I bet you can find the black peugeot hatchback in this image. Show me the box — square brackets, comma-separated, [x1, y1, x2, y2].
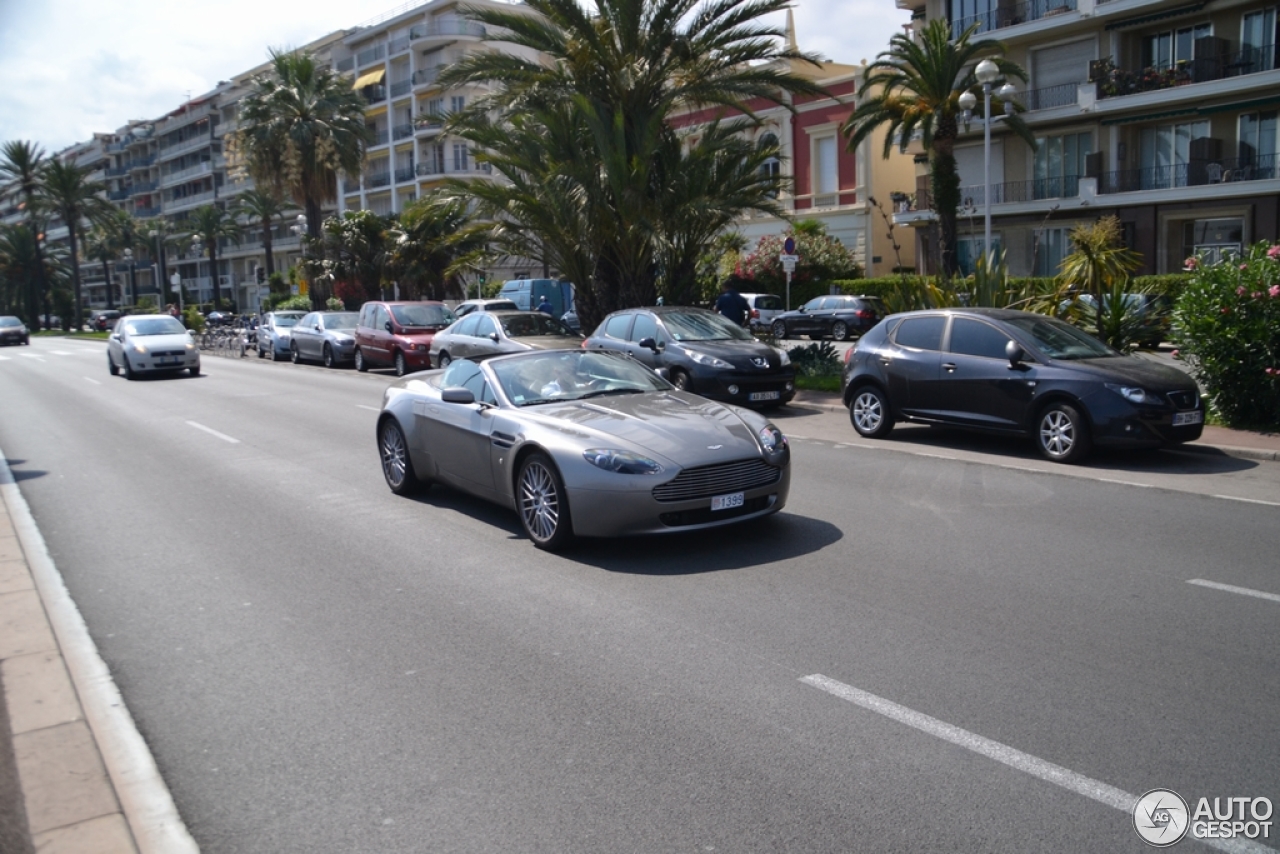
[840, 308, 1203, 463]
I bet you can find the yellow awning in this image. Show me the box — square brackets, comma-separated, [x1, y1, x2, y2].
[352, 68, 385, 89]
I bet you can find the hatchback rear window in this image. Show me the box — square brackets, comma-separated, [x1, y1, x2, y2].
[753, 296, 783, 311]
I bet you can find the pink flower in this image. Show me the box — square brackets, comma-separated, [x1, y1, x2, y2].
[1269, 245, 1280, 260]
[1271, 285, 1280, 298]
[1184, 257, 1199, 270]
[1240, 263, 1250, 271]
[1221, 307, 1231, 314]
[1254, 291, 1264, 299]
[1171, 349, 1180, 359]
[1237, 286, 1247, 295]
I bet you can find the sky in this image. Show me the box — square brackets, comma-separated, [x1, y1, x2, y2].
[0, 0, 910, 155]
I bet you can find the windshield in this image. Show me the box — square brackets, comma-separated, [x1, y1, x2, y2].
[490, 350, 670, 406]
[0, 317, 21, 328]
[661, 310, 753, 342]
[392, 304, 455, 327]
[124, 316, 187, 336]
[1002, 314, 1117, 360]
[273, 313, 304, 328]
[500, 313, 576, 338]
[323, 313, 359, 330]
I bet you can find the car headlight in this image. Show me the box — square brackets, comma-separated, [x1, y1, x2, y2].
[582, 449, 664, 475]
[774, 347, 791, 367]
[185, 342, 196, 351]
[132, 344, 148, 354]
[685, 350, 732, 369]
[1105, 383, 1156, 404]
[758, 424, 787, 453]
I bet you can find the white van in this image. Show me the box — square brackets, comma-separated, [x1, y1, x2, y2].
[498, 279, 575, 316]
[740, 293, 785, 333]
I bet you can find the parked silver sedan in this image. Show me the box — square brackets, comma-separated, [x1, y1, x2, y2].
[290, 311, 359, 367]
[376, 349, 791, 550]
[430, 310, 582, 367]
[257, 310, 308, 360]
[107, 314, 200, 378]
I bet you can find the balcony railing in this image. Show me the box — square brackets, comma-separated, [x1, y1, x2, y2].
[105, 166, 128, 178]
[414, 116, 445, 133]
[366, 172, 392, 188]
[410, 20, 486, 40]
[389, 36, 411, 55]
[159, 135, 213, 160]
[395, 167, 416, 183]
[165, 188, 217, 209]
[127, 154, 157, 170]
[416, 161, 492, 177]
[1100, 155, 1278, 193]
[109, 189, 130, 201]
[364, 86, 387, 105]
[960, 175, 1080, 206]
[390, 78, 412, 98]
[370, 129, 390, 146]
[1094, 46, 1278, 99]
[336, 57, 355, 72]
[161, 161, 214, 187]
[134, 206, 162, 218]
[357, 44, 387, 66]
[130, 181, 159, 195]
[412, 65, 447, 87]
[1023, 82, 1079, 111]
[392, 124, 414, 140]
[950, 0, 1076, 36]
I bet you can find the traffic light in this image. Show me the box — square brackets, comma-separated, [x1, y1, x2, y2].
[478, 271, 487, 285]
[256, 266, 266, 284]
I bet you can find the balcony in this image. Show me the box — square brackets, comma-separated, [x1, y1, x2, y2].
[127, 154, 157, 170]
[366, 172, 392, 188]
[336, 57, 355, 72]
[390, 78, 412, 98]
[1099, 155, 1278, 193]
[392, 124, 414, 141]
[415, 161, 492, 177]
[389, 36, 411, 55]
[134, 206, 162, 218]
[165, 188, 217, 211]
[1093, 46, 1278, 100]
[370, 129, 390, 147]
[960, 176, 1080, 206]
[109, 189, 130, 202]
[1023, 82, 1079, 111]
[414, 116, 445, 134]
[357, 44, 387, 66]
[130, 181, 159, 195]
[950, 0, 1076, 36]
[159, 135, 214, 161]
[161, 161, 214, 188]
[105, 166, 128, 178]
[410, 19, 486, 40]
[161, 103, 215, 132]
[412, 65, 445, 87]
[364, 86, 387, 105]
[395, 167, 415, 183]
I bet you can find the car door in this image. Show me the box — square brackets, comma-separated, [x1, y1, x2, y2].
[624, 312, 662, 368]
[794, 298, 825, 336]
[938, 316, 1037, 430]
[418, 361, 497, 493]
[467, 314, 502, 358]
[293, 313, 318, 358]
[885, 314, 947, 418]
[444, 314, 480, 359]
[587, 313, 634, 354]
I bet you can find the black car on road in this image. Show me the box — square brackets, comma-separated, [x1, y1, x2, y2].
[585, 306, 795, 407]
[771, 294, 886, 341]
[841, 308, 1203, 463]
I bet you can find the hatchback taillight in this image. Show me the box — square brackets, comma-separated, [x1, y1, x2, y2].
[844, 346, 856, 365]
[856, 309, 874, 319]
[751, 308, 759, 318]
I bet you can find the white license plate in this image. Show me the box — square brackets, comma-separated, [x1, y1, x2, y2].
[749, 390, 780, 402]
[711, 492, 745, 512]
[1172, 410, 1203, 426]
[158, 357, 181, 366]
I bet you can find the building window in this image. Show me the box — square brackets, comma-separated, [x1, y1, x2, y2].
[1241, 10, 1278, 73]
[452, 143, 468, 171]
[1183, 217, 1243, 264]
[954, 234, 1002, 276]
[450, 95, 466, 114]
[813, 135, 838, 207]
[950, 0, 996, 36]
[1034, 226, 1070, 277]
[1139, 120, 1209, 189]
[757, 132, 780, 179]
[1143, 23, 1211, 70]
[1034, 132, 1091, 199]
[1238, 110, 1278, 178]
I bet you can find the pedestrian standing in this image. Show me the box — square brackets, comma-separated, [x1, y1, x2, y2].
[714, 281, 750, 327]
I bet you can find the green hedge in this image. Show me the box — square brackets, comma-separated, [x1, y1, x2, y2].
[805, 273, 1194, 303]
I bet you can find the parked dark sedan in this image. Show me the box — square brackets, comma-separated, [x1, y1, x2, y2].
[585, 306, 795, 407]
[771, 295, 886, 341]
[0, 316, 29, 345]
[290, 311, 359, 367]
[841, 308, 1204, 463]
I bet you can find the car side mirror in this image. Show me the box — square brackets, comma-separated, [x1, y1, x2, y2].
[488, 332, 500, 342]
[638, 337, 664, 353]
[384, 321, 393, 333]
[441, 387, 475, 404]
[1006, 340, 1026, 366]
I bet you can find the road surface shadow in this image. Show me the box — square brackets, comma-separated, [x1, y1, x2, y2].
[1, 459, 45, 483]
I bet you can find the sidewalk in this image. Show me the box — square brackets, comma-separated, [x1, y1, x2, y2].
[0, 456, 198, 854]
[790, 390, 1280, 462]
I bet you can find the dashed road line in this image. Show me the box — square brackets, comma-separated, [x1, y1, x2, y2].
[1187, 579, 1280, 605]
[186, 421, 240, 444]
[801, 674, 1274, 854]
[83, 377, 101, 386]
[356, 404, 380, 412]
[1210, 494, 1280, 507]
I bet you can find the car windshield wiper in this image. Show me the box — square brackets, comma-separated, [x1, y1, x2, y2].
[519, 398, 561, 406]
[579, 388, 645, 399]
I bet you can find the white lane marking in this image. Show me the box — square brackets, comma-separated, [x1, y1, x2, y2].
[18, 353, 44, 361]
[1211, 494, 1280, 508]
[801, 674, 1274, 854]
[83, 377, 101, 386]
[1187, 579, 1280, 604]
[356, 404, 380, 412]
[1096, 478, 1153, 488]
[53, 350, 75, 356]
[185, 421, 240, 444]
[0, 355, 9, 361]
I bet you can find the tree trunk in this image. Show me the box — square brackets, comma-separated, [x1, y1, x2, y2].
[24, 207, 46, 332]
[261, 219, 275, 277]
[101, 258, 112, 316]
[209, 240, 222, 309]
[930, 137, 962, 281]
[67, 224, 83, 332]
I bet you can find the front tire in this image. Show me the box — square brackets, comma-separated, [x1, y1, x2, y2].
[771, 320, 787, 340]
[189, 364, 200, 377]
[669, 369, 691, 392]
[354, 348, 368, 372]
[1036, 402, 1091, 464]
[108, 353, 119, 376]
[323, 343, 336, 368]
[123, 355, 136, 381]
[394, 351, 407, 377]
[832, 321, 850, 342]
[517, 453, 573, 551]
[436, 351, 452, 369]
[379, 419, 425, 495]
[290, 342, 301, 364]
[849, 385, 894, 438]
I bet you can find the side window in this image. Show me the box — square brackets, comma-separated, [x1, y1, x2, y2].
[453, 314, 480, 337]
[803, 298, 823, 311]
[374, 305, 390, 329]
[630, 313, 657, 342]
[299, 313, 315, 328]
[442, 359, 481, 388]
[474, 315, 498, 338]
[949, 317, 1012, 359]
[893, 316, 946, 351]
[359, 306, 372, 327]
[604, 313, 633, 340]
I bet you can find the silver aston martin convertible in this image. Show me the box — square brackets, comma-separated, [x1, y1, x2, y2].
[375, 349, 791, 550]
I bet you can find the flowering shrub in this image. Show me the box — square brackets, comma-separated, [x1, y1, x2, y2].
[735, 229, 861, 296]
[1093, 56, 1191, 98]
[1173, 242, 1280, 428]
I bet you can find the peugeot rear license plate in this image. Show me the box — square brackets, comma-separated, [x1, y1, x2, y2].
[1172, 411, 1203, 426]
[749, 390, 780, 402]
[711, 492, 744, 511]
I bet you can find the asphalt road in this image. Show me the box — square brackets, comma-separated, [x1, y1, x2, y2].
[1, 338, 1277, 853]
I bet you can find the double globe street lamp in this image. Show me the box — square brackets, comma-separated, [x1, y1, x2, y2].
[958, 58, 1018, 268]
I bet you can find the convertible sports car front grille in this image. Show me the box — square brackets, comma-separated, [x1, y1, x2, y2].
[652, 458, 781, 503]
[1166, 390, 1198, 410]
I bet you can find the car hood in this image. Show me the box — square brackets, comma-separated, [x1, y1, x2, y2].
[678, 339, 786, 370]
[1047, 355, 1196, 391]
[132, 333, 194, 349]
[520, 391, 765, 467]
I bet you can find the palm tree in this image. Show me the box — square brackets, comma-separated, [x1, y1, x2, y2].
[0, 224, 68, 323]
[236, 188, 287, 279]
[188, 204, 241, 309]
[106, 211, 150, 307]
[841, 19, 1032, 277]
[40, 160, 114, 331]
[388, 194, 488, 300]
[83, 225, 123, 310]
[439, 0, 831, 331]
[1057, 215, 1143, 347]
[234, 50, 370, 240]
[312, 210, 393, 306]
[0, 141, 49, 329]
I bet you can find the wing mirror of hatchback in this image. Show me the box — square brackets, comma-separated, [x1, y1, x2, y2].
[384, 321, 394, 333]
[1005, 340, 1027, 366]
[638, 337, 665, 353]
[441, 387, 476, 404]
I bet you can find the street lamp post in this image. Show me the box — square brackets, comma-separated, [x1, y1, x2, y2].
[123, 248, 138, 307]
[291, 214, 309, 306]
[191, 235, 205, 309]
[150, 229, 169, 311]
[959, 59, 1018, 268]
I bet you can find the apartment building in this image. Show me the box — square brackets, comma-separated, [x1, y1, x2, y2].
[896, 0, 1280, 275]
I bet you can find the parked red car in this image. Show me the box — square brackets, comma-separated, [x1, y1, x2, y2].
[354, 301, 457, 376]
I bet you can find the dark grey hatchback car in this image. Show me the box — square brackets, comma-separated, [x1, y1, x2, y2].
[841, 308, 1204, 463]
